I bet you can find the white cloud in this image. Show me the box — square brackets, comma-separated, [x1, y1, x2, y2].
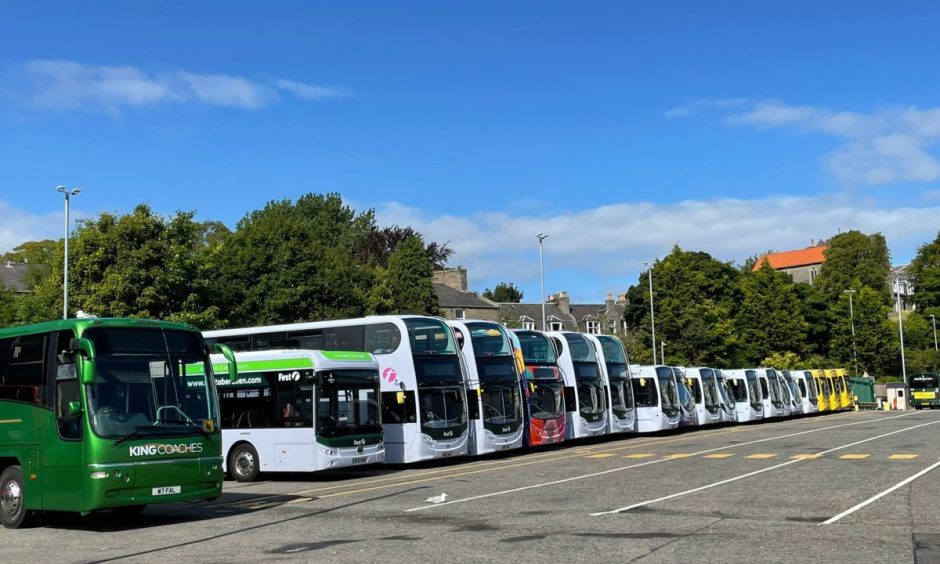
[675, 98, 940, 186]
[11, 60, 351, 114]
[0, 200, 70, 254]
[375, 194, 940, 301]
[275, 79, 352, 100]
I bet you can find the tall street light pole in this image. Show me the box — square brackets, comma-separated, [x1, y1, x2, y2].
[844, 289, 859, 378]
[56, 186, 82, 319]
[537, 233, 548, 331]
[895, 274, 907, 382]
[931, 314, 938, 352]
[646, 262, 657, 365]
[660, 340, 665, 365]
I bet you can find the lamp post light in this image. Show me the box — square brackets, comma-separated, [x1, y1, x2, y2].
[895, 274, 907, 381]
[931, 314, 938, 352]
[646, 262, 657, 365]
[56, 186, 81, 319]
[537, 233, 548, 331]
[843, 289, 859, 378]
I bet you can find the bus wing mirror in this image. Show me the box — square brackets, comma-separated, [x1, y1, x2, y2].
[67, 401, 82, 417]
[212, 343, 238, 382]
[70, 338, 97, 386]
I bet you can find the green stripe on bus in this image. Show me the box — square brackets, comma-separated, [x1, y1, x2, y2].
[187, 357, 316, 375]
[320, 351, 373, 362]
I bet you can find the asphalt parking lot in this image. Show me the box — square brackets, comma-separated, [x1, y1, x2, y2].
[5, 410, 940, 563]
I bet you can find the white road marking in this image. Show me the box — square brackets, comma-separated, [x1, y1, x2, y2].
[404, 412, 920, 513]
[819, 460, 940, 525]
[591, 416, 940, 516]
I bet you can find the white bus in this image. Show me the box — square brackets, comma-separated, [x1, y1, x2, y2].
[547, 331, 609, 438]
[204, 316, 469, 464]
[671, 367, 699, 428]
[449, 321, 525, 455]
[587, 335, 635, 434]
[757, 368, 787, 419]
[684, 367, 723, 426]
[780, 370, 804, 416]
[713, 369, 738, 423]
[209, 349, 384, 481]
[631, 365, 681, 433]
[725, 369, 763, 422]
[788, 369, 819, 415]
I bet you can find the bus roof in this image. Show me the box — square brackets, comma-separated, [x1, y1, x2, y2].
[202, 315, 440, 338]
[208, 349, 378, 375]
[0, 317, 199, 340]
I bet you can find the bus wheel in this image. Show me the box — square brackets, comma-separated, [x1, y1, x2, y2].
[0, 466, 33, 529]
[229, 444, 260, 482]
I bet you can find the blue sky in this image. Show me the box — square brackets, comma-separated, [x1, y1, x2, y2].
[2, 1, 940, 303]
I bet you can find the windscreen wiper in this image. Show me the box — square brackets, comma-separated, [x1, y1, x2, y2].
[112, 425, 160, 446]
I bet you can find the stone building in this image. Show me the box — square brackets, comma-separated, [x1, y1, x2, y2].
[0, 262, 36, 294]
[432, 267, 500, 321]
[753, 244, 827, 285]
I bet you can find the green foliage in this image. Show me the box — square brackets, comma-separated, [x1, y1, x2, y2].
[905, 348, 940, 373]
[761, 351, 802, 369]
[217, 193, 375, 326]
[737, 262, 808, 364]
[19, 205, 222, 327]
[483, 282, 524, 303]
[359, 225, 453, 269]
[386, 236, 439, 315]
[815, 231, 892, 304]
[829, 285, 898, 376]
[911, 231, 940, 311]
[1, 239, 58, 266]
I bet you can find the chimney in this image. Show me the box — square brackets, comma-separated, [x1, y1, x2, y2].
[556, 291, 570, 315]
[605, 293, 615, 311]
[617, 293, 627, 305]
[431, 267, 468, 292]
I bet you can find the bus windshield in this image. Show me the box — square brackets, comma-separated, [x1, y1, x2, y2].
[633, 376, 658, 407]
[745, 371, 762, 408]
[317, 370, 381, 438]
[516, 331, 557, 364]
[655, 367, 679, 415]
[405, 318, 457, 356]
[676, 376, 695, 412]
[564, 334, 597, 363]
[607, 364, 634, 417]
[419, 386, 467, 433]
[528, 379, 563, 420]
[598, 336, 627, 364]
[909, 373, 939, 388]
[467, 324, 511, 356]
[84, 327, 218, 440]
[728, 378, 748, 403]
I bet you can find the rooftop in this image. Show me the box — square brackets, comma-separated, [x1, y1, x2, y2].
[754, 244, 827, 271]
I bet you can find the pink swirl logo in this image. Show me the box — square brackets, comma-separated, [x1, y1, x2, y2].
[382, 367, 398, 383]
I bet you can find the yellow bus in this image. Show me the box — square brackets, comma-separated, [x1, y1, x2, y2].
[814, 369, 832, 413]
[835, 368, 851, 410]
[824, 369, 841, 411]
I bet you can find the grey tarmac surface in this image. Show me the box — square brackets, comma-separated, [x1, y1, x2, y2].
[4, 410, 940, 563]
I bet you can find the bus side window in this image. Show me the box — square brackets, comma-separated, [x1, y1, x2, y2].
[55, 330, 81, 440]
[381, 391, 415, 424]
[0, 332, 48, 405]
[563, 386, 576, 412]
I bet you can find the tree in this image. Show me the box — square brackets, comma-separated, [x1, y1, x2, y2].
[216, 193, 376, 326]
[829, 285, 898, 376]
[911, 230, 940, 311]
[736, 262, 808, 365]
[815, 231, 892, 304]
[624, 246, 739, 366]
[360, 225, 453, 269]
[761, 351, 802, 369]
[1, 239, 58, 266]
[386, 236, 439, 315]
[483, 282, 524, 303]
[18, 205, 222, 327]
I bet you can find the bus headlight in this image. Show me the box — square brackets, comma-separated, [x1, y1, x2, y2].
[90, 471, 108, 479]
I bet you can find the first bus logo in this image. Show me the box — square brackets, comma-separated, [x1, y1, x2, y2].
[129, 443, 204, 457]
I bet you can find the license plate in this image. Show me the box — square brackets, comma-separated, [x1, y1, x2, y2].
[152, 486, 181, 496]
[913, 391, 936, 399]
[351, 457, 367, 464]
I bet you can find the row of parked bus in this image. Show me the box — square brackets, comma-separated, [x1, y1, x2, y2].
[201, 315, 854, 482]
[0, 314, 852, 527]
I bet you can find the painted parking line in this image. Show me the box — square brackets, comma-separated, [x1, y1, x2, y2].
[746, 453, 778, 459]
[591, 414, 938, 516]
[821, 460, 940, 525]
[888, 454, 919, 459]
[839, 454, 870, 460]
[585, 453, 617, 459]
[703, 454, 735, 459]
[791, 454, 821, 459]
[625, 453, 656, 459]
[665, 454, 694, 459]
[406, 412, 920, 513]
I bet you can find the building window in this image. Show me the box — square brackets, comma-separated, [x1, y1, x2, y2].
[586, 321, 600, 334]
[549, 321, 563, 331]
[521, 321, 535, 330]
[454, 309, 465, 319]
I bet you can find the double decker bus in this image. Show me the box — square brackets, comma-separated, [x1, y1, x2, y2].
[513, 330, 566, 446]
[547, 331, 608, 438]
[0, 318, 236, 529]
[204, 316, 469, 464]
[588, 335, 635, 433]
[449, 321, 524, 455]
[206, 349, 383, 482]
[908, 373, 940, 409]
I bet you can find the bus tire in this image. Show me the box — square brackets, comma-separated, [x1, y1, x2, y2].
[0, 465, 34, 529]
[229, 444, 260, 482]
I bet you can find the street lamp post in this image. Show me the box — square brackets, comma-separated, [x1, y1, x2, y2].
[660, 340, 665, 365]
[931, 314, 938, 352]
[537, 233, 548, 331]
[56, 186, 81, 319]
[844, 289, 859, 378]
[646, 262, 657, 365]
[895, 274, 907, 381]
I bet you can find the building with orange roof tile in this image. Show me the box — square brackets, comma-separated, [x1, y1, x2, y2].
[753, 243, 827, 285]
